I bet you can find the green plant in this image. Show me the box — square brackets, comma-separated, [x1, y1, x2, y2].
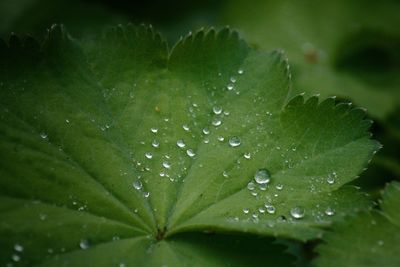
[1, 23, 395, 266]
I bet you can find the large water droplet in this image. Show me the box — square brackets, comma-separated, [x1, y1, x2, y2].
[254, 169, 271, 184]
[176, 139, 186, 148]
[290, 206, 305, 219]
[133, 180, 142, 190]
[229, 136, 241, 147]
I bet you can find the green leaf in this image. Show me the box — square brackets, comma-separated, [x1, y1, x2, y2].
[314, 181, 400, 267]
[0, 24, 378, 266]
[220, 0, 400, 119]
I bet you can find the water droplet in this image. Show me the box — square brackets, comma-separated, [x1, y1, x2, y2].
[254, 169, 271, 184]
[133, 180, 142, 190]
[276, 184, 283, 190]
[327, 172, 337, 184]
[65, 119, 70, 124]
[176, 139, 186, 148]
[325, 207, 335, 216]
[217, 135, 225, 142]
[151, 127, 158, 133]
[143, 192, 150, 198]
[243, 208, 249, 214]
[229, 136, 241, 147]
[162, 161, 171, 169]
[290, 206, 305, 219]
[203, 138, 210, 144]
[230, 76, 237, 83]
[183, 124, 190, 131]
[14, 244, 23, 252]
[226, 84, 234, 90]
[186, 149, 196, 157]
[265, 204, 276, 214]
[247, 182, 256, 191]
[238, 69, 244, 75]
[244, 152, 251, 159]
[152, 140, 160, 148]
[202, 127, 210, 135]
[213, 106, 222, 115]
[12, 254, 20, 262]
[79, 239, 89, 250]
[145, 152, 153, 159]
[212, 118, 222, 127]
[223, 171, 229, 178]
[40, 132, 48, 139]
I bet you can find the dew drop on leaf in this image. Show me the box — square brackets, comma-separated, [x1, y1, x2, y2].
[150, 127, 158, 134]
[152, 140, 160, 148]
[145, 152, 153, 159]
[39, 132, 48, 139]
[327, 172, 337, 184]
[244, 152, 251, 159]
[238, 68, 244, 75]
[254, 169, 271, 184]
[212, 106, 222, 115]
[12, 254, 21, 262]
[14, 244, 23, 252]
[290, 206, 305, 219]
[325, 207, 335, 216]
[182, 124, 190, 131]
[186, 149, 196, 157]
[229, 136, 241, 147]
[247, 182, 256, 190]
[176, 139, 186, 148]
[265, 204, 276, 214]
[202, 127, 210, 135]
[212, 118, 222, 127]
[162, 161, 171, 169]
[243, 208, 249, 214]
[79, 239, 89, 250]
[133, 180, 142, 190]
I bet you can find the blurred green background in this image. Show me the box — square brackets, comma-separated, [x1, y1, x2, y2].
[1, 0, 399, 197]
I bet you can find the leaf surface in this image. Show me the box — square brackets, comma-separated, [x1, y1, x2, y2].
[314, 181, 400, 267]
[0, 24, 378, 266]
